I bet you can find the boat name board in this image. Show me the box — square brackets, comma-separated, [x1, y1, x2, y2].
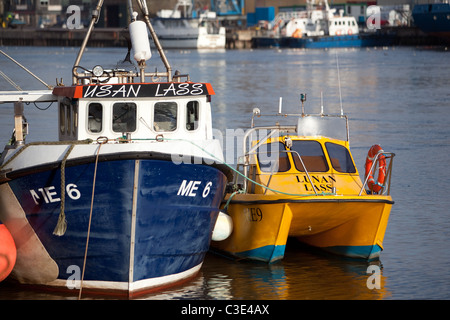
[79, 83, 213, 99]
[296, 174, 336, 192]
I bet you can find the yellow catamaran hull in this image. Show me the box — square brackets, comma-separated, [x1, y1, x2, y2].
[214, 193, 393, 262]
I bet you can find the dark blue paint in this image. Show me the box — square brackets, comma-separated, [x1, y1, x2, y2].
[8, 159, 227, 285]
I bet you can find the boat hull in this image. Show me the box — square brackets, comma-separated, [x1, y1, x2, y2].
[156, 35, 225, 49]
[251, 36, 288, 48]
[212, 202, 292, 263]
[0, 157, 227, 297]
[285, 34, 395, 49]
[412, 3, 450, 38]
[212, 194, 393, 262]
[156, 36, 199, 49]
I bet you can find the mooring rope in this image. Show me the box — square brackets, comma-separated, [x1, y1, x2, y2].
[78, 137, 107, 300]
[53, 144, 75, 236]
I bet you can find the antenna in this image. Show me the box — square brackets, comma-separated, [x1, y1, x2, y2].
[300, 93, 306, 116]
[336, 52, 343, 116]
[320, 91, 324, 115]
[278, 97, 283, 114]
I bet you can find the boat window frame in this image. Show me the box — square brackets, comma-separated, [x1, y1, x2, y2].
[325, 142, 357, 173]
[257, 141, 291, 173]
[59, 98, 76, 137]
[112, 102, 137, 133]
[290, 140, 329, 173]
[87, 102, 103, 134]
[59, 101, 65, 135]
[72, 100, 78, 136]
[153, 101, 178, 132]
[186, 100, 200, 131]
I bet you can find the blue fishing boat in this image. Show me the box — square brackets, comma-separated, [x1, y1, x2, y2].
[0, 0, 231, 298]
[286, 33, 394, 49]
[412, 2, 450, 38]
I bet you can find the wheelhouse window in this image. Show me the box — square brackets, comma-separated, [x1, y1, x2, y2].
[291, 140, 329, 172]
[113, 102, 137, 133]
[325, 142, 356, 173]
[88, 103, 103, 133]
[72, 102, 78, 136]
[154, 102, 177, 132]
[186, 101, 199, 131]
[59, 102, 65, 134]
[257, 142, 290, 173]
[59, 98, 77, 136]
[66, 102, 71, 135]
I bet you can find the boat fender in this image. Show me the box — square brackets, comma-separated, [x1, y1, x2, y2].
[129, 12, 152, 62]
[364, 144, 386, 193]
[0, 224, 16, 282]
[212, 211, 233, 241]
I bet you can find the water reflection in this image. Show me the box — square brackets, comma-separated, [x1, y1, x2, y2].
[141, 242, 391, 300]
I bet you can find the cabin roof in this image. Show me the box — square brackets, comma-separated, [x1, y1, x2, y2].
[52, 82, 215, 99]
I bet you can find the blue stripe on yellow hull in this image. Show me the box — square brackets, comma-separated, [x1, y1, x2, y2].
[321, 244, 382, 261]
[213, 193, 392, 263]
[233, 244, 286, 263]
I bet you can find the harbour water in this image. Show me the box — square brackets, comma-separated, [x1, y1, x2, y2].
[1, 45, 450, 301]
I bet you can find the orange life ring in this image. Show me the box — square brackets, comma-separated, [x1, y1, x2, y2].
[364, 144, 386, 193]
[336, 29, 342, 36]
[348, 29, 353, 35]
[292, 28, 302, 38]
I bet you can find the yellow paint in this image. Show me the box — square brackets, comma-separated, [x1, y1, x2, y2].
[214, 202, 292, 261]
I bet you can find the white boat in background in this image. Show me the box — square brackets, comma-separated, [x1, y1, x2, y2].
[253, 0, 393, 49]
[151, 0, 226, 49]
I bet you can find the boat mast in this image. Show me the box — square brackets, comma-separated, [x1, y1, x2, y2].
[71, 0, 173, 84]
[135, 0, 173, 82]
[72, 0, 104, 85]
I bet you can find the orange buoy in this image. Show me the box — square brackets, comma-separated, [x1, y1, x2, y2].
[364, 144, 386, 193]
[0, 223, 16, 282]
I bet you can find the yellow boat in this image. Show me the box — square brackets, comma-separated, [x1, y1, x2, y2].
[212, 96, 395, 263]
